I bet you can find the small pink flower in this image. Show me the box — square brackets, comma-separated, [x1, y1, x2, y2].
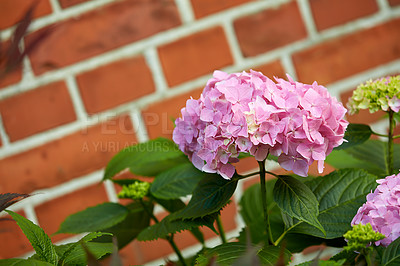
[352, 173, 400, 246]
[173, 70, 348, 179]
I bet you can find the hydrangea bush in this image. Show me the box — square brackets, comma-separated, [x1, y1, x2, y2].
[4, 73, 400, 266]
[352, 173, 400, 247]
[173, 70, 348, 178]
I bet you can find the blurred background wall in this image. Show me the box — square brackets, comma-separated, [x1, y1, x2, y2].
[0, 0, 400, 264]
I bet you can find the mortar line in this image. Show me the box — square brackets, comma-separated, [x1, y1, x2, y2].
[297, 0, 318, 40]
[222, 20, 244, 66]
[175, 0, 195, 24]
[144, 47, 169, 94]
[65, 75, 88, 121]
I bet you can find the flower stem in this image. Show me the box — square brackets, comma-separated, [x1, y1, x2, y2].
[258, 160, 274, 245]
[236, 171, 261, 179]
[216, 215, 227, 244]
[388, 110, 394, 175]
[139, 199, 187, 266]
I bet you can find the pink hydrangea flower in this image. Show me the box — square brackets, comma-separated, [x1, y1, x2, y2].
[173, 70, 348, 179]
[352, 173, 400, 246]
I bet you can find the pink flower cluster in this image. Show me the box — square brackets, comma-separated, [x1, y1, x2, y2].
[352, 173, 400, 246]
[173, 70, 348, 179]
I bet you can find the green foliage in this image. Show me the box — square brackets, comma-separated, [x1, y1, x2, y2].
[287, 169, 378, 239]
[382, 237, 400, 265]
[297, 259, 346, 266]
[92, 202, 152, 249]
[239, 179, 284, 243]
[5, 210, 58, 265]
[273, 175, 325, 235]
[175, 173, 238, 219]
[195, 243, 291, 266]
[103, 138, 187, 179]
[326, 140, 388, 176]
[57, 232, 111, 264]
[337, 123, 372, 150]
[54, 242, 113, 265]
[150, 163, 205, 199]
[137, 212, 217, 241]
[56, 202, 129, 234]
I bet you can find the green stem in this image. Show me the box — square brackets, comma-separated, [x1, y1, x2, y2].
[370, 130, 389, 138]
[388, 110, 394, 175]
[273, 223, 297, 246]
[139, 200, 187, 266]
[258, 159, 274, 245]
[363, 250, 372, 266]
[236, 171, 261, 179]
[216, 215, 227, 244]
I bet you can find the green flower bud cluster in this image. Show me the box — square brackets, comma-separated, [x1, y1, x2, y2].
[348, 75, 400, 114]
[344, 223, 385, 252]
[118, 181, 150, 200]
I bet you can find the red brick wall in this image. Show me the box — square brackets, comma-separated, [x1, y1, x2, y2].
[0, 0, 399, 264]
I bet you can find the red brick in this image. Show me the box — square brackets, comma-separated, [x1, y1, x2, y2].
[340, 89, 385, 124]
[0, 81, 76, 142]
[309, 0, 378, 31]
[0, 115, 137, 194]
[35, 184, 109, 242]
[234, 1, 307, 57]
[293, 18, 400, 85]
[389, 0, 400, 6]
[0, 0, 52, 30]
[251, 60, 287, 79]
[158, 27, 233, 87]
[0, 211, 32, 259]
[77, 56, 155, 114]
[191, 0, 253, 18]
[143, 88, 203, 139]
[0, 67, 22, 89]
[58, 0, 89, 9]
[27, 0, 181, 75]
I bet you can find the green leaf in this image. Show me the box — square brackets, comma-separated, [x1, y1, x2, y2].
[326, 140, 387, 177]
[175, 174, 238, 219]
[330, 250, 358, 265]
[5, 210, 58, 264]
[137, 212, 216, 241]
[196, 243, 291, 266]
[297, 259, 346, 266]
[290, 169, 378, 239]
[150, 197, 186, 213]
[103, 138, 187, 179]
[257, 245, 292, 265]
[0, 259, 53, 266]
[58, 232, 111, 263]
[336, 123, 372, 150]
[273, 175, 325, 235]
[239, 180, 284, 243]
[55, 242, 113, 265]
[382, 236, 400, 265]
[56, 202, 129, 234]
[93, 202, 152, 248]
[150, 163, 205, 199]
